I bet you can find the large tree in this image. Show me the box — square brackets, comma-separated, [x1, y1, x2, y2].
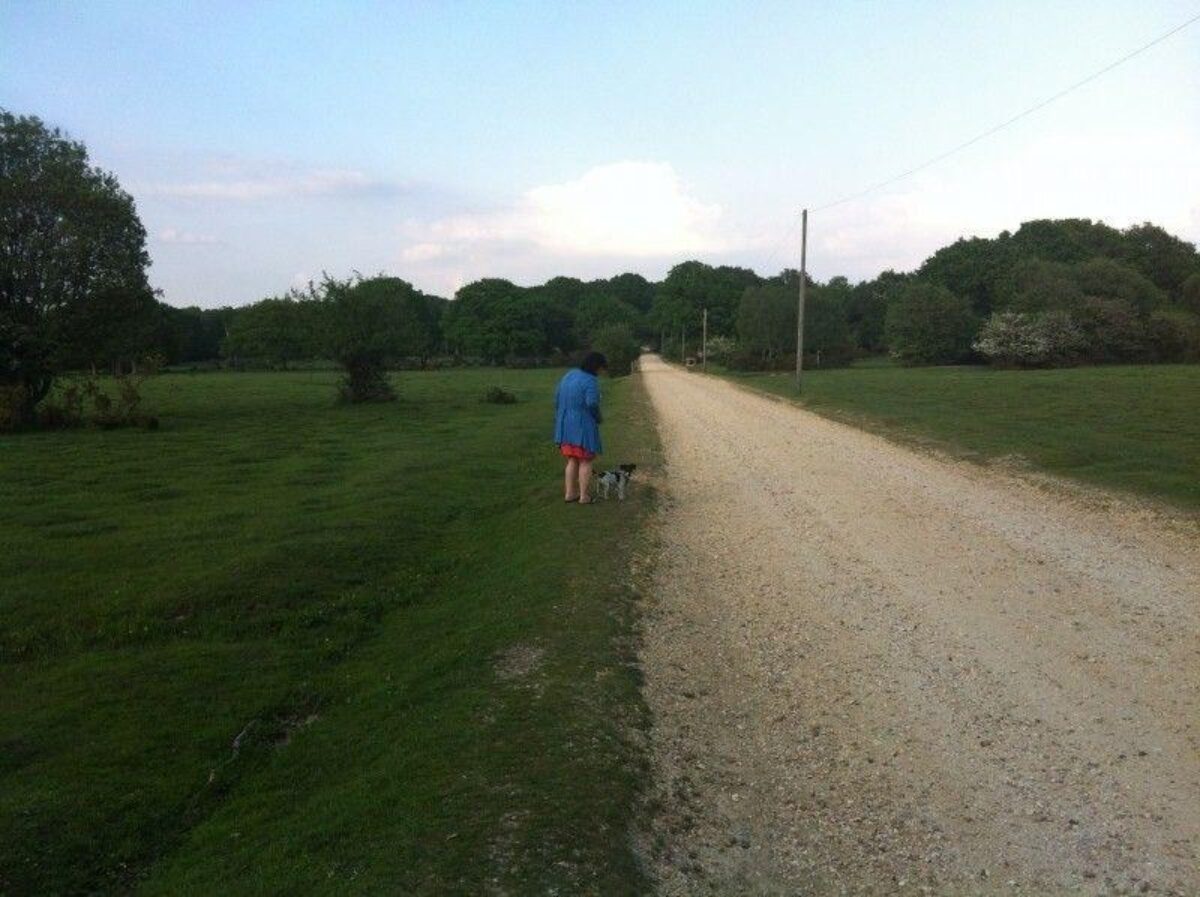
[1, 111, 151, 425]
[322, 275, 433, 402]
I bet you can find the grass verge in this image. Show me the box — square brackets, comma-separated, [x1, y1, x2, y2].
[713, 362, 1200, 509]
[1, 367, 659, 894]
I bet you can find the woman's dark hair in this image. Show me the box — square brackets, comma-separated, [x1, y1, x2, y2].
[580, 352, 608, 375]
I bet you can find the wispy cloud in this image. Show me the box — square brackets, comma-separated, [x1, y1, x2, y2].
[156, 227, 223, 245]
[144, 168, 403, 201]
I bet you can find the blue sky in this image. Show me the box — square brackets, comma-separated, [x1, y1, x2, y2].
[4, 1, 1198, 306]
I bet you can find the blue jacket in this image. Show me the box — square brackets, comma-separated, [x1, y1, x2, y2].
[553, 368, 602, 454]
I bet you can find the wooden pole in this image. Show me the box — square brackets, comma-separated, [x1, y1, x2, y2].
[680, 325, 685, 364]
[795, 208, 808, 391]
[702, 307, 708, 373]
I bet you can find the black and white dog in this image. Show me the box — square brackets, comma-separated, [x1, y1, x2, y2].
[596, 464, 637, 501]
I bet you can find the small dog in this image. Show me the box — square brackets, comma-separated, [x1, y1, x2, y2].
[596, 464, 637, 501]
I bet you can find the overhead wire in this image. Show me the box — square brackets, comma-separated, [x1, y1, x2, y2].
[809, 10, 1200, 214]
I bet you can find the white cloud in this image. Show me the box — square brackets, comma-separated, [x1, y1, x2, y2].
[420, 161, 726, 258]
[146, 168, 398, 201]
[400, 242, 446, 262]
[157, 227, 222, 245]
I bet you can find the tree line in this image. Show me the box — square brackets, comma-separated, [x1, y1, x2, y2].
[182, 217, 1199, 374]
[6, 108, 1200, 427]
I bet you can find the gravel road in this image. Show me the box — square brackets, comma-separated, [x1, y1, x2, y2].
[636, 355, 1199, 896]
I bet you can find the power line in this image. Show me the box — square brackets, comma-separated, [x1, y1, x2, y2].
[809, 10, 1200, 214]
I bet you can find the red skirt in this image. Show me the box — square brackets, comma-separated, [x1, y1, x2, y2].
[559, 443, 596, 461]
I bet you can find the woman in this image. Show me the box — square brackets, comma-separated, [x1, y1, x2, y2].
[554, 352, 607, 503]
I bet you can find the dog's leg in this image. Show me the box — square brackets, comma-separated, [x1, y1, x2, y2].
[618, 478, 626, 501]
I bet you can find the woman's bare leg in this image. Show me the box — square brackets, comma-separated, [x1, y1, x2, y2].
[564, 458, 580, 500]
[577, 458, 594, 503]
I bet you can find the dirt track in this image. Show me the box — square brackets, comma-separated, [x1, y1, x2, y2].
[636, 355, 1199, 896]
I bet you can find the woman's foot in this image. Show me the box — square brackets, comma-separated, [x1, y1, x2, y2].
[565, 495, 579, 502]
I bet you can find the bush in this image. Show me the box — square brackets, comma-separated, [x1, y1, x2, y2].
[482, 386, 518, 404]
[704, 335, 738, 365]
[1072, 297, 1147, 363]
[884, 282, 978, 365]
[726, 351, 796, 372]
[337, 362, 394, 404]
[973, 310, 1084, 367]
[1147, 308, 1200, 363]
[591, 324, 639, 377]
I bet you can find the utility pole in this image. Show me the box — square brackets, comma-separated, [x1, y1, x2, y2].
[702, 308, 708, 373]
[680, 325, 686, 365]
[795, 208, 808, 391]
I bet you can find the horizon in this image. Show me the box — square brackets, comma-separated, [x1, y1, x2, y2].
[4, 0, 1198, 308]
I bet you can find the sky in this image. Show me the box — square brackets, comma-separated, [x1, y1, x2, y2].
[3, 0, 1199, 308]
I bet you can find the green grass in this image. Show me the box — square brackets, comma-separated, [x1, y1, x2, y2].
[1, 368, 658, 894]
[716, 361, 1200, 509]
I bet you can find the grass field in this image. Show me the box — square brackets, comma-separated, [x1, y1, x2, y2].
[717, 362, 1200, 509]
[1, 368, 658, 894]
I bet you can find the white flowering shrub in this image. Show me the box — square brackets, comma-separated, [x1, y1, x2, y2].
[704, 335, 738, 364]
[973, 310, 1084, 367]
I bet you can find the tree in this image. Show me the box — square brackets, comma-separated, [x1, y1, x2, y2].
[919, 235, 1015, 317]
[884, 282, 977, 365]
[223, 296, 321, 368]
[848, 270, 909, 352]
[1116, 222, 1199, 298]
[591, 323, 639, 377]
[1, 111, 150, 425]
[736, 282, 795, 364]
[574, 294, 639, 346]
[605, 272, 655, 313]
[444, 279, 553, 362]
[1182, 273, 1200, 316]
[322, 275, 432, 402]
[803, 281, 855, 366]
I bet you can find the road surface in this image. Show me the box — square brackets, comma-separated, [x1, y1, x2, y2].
[636, 355, 1199, 896]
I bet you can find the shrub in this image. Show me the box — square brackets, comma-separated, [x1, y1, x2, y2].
[726, 351, 796, 372]
[884, 282, 978, 365]
[336, 362, 395, 404]
[0, 384, 27, 432]
[699, 335, 735, 366]
[1147, 308, 1200, 363]
[1072, 297, 1147, 363]
[973, 310, 1084, 367]
[482, 386, 518, 404]
[591, 324, 639, 377]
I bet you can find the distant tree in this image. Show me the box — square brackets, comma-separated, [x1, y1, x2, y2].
[1071, 256, 1166, 316]
[1181, 273, 1200, 315]
[443, 279, 568, 363]
[322, 275, 432, 401]
[1071, 297, 1147, 364]
[848, 270, 909, 352]
[223, 296, 321, 368]
[1, 110, 151, 426]
[591, 323, 639, 377]
[997, 258, 1084, 313]
[1116, 222, 1199, 298]
[1146, 308, 1200, 363]
[605, 272, 655, 313]
[803, 281, 855, 366]
[884, 282, 977, 365]
[574, 294, 639, 346]
[919, 235, 1016, 317]
[735, 282, 794, 364]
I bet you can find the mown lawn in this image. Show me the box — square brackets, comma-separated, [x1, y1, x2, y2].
[0, 368, 657, 894]
[717, 362, 1200, 509]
